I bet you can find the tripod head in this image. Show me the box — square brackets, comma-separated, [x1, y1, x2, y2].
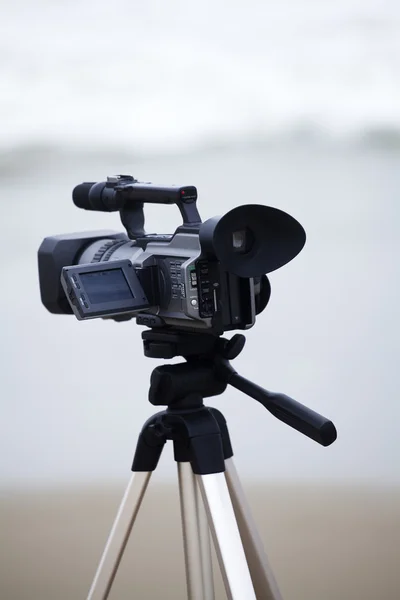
[142, 329, 337, 447]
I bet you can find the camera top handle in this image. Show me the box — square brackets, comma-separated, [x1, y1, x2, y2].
[72, 175, 202, 239]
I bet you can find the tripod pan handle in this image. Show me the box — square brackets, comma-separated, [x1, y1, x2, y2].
[229, 374, 337, 446]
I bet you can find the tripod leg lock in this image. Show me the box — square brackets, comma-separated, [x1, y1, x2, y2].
[172, 407, 234, 473]
[131, 413, 169, 472]
[174, 432, 225, 475]
[208, 408, 234, 461]
[167, 408, 226, 475]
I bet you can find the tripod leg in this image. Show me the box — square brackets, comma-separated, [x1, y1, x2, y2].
[178, 463, 215, 600]
[197, 472, 257, 600]
[224, 458, 283, 600]
[197, 480, 215, 600]
[87, 471, 151, 600]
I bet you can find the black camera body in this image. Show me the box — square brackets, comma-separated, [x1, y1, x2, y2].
[38, 175, 306, 335]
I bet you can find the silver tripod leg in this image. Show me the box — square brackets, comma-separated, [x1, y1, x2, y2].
[225, 458, 283, 600]
[86, 471, 152, 600]
[196, 479, 215, 599]
[178, 463, 215, 600]
[197, 472, 257, 600]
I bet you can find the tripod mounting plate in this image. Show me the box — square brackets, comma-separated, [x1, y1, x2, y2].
[142, 328, 246, 360]
[142, 329, 219, 359]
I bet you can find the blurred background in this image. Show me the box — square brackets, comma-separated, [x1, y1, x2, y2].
[1, 0, 399, 598]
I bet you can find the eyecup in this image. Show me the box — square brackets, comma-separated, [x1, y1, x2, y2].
[199, 204, 306, 278]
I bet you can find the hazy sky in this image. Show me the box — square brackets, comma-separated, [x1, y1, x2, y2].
[1, 0, 399, 488]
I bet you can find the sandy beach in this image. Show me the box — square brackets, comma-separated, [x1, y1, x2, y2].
[1, 482, 399, 599]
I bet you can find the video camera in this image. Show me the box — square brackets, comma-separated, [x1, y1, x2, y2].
[38, 175, 306, 335]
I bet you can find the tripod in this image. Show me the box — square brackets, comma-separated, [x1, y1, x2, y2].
[86, 330, 337, 600]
